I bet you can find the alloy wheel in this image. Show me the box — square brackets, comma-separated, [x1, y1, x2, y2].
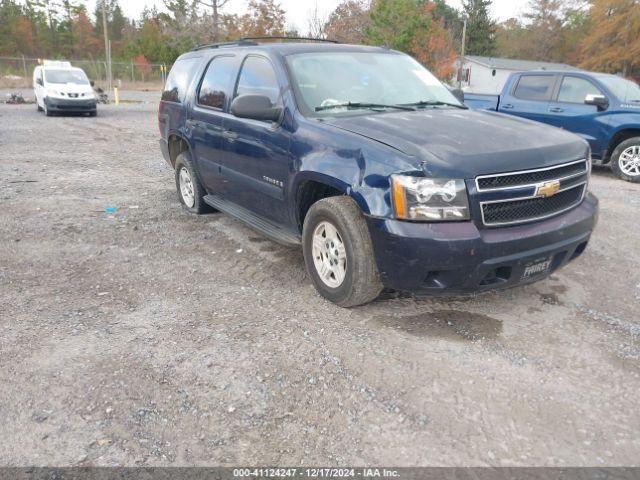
[619, 145, 640, 177]
[311, 220, 347, 288]
[179, 167, 195, 208]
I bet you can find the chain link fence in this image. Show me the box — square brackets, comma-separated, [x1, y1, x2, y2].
[0, 55, 170, 91]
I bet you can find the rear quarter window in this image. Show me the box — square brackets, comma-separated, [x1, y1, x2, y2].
[162, 57, 200, 103]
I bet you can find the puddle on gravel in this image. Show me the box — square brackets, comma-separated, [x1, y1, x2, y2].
[374, 310, 503, 342]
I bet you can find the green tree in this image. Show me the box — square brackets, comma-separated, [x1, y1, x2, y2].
[364, 0, 428, 53]
[462, 0, 496, 56]
[431, 0, 463, 41]
[94, 0, 126, 41]
[495, 18, 529, 59]
[0, 0, 23, 55]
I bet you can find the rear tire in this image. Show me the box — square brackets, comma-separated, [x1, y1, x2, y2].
[302, 196, 382, 307]
[611, 137, 640, 183]
[174, 151, 211, 214]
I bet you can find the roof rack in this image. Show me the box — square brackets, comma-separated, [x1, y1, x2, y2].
[191, 36, 340, 51]
[191, 39, 258, 51]
[241, 36, 340, 44]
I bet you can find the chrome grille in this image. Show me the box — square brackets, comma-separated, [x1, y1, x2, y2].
[476, 159, 589, 227]
[482, 184, 586, 226]
[476, 159, 587, 191]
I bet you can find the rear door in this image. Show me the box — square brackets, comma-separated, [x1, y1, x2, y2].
[544, 75, 609, 155]
[187, 55, 238, 193]
[218, 55, 291, 224]
[499, 73, 558, 123]
[159, 55, 201, 160]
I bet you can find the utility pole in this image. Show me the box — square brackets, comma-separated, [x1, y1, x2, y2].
[458, 17, 467, 89]
[101, 1, 112, 93]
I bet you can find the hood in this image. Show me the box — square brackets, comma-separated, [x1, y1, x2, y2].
[323, 109, 588, 178]
[46, 82, 94, 95]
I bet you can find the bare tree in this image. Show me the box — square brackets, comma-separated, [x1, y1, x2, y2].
[194, 0, 232, 41]
[306, 2, 327, 39]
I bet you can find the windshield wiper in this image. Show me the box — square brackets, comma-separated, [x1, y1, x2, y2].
[315, 102, 416, 112]
[402, 100, 468, 110]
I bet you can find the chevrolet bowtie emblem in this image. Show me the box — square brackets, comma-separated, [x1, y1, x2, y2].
[536, 180, 561, 198]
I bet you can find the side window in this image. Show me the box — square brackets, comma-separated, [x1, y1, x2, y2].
[513, 75, 556, 101]
[198, 56, 236, 109]
[235, 56, 280, 105]
[162, 58, 199, 103]
[557, 76, 603, 103]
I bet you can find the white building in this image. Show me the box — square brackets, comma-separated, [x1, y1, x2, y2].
[453, 55, 579, 94]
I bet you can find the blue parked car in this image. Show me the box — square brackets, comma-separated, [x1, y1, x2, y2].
[464, 71, 640, 182]
[159, 39, 598, 307]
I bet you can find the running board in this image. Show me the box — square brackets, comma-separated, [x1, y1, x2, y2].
[204, 195, 301, 247]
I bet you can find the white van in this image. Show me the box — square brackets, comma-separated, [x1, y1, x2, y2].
[33, 61, 97, 116]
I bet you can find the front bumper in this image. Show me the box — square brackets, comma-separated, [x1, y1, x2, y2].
[45, 97, 96, 112]
[366, 193, 598, 295]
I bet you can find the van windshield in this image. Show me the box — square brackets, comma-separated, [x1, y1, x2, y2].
[286, 51, 463, 116]
[45, 69, 89, 85]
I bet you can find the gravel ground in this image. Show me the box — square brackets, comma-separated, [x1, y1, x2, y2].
[1, 93, 639, 467]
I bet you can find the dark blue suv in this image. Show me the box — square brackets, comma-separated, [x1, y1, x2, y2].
[159, 39, 598, 307]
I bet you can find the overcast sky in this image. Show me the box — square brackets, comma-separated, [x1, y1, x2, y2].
[85, 0, 528, 31]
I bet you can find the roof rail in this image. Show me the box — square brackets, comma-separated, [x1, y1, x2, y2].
[190, 36, 341, 52]
[241, 36, 340, 44]
[191, 39, 258, 51]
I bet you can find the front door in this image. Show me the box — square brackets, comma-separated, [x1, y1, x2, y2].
[545, 75, 609, 157]
[219, 55, 291, 225]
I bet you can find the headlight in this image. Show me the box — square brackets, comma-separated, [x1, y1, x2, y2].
[391, 175, 470, 221]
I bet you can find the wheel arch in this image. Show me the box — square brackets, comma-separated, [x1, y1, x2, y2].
[605, 128, 640, 162]
[292, 172, 370, 233]
[167, 133, 192, 168]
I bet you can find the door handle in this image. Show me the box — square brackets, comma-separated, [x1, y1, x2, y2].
[549, 107, 564, 113]
[223, 130, 238, 141]
[501, 103, 514, 109]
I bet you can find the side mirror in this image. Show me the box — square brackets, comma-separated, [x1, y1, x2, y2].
[36, 78, 43, 86]
[230, 94, 282, 122]
[585, 94, 608, 111]
[450, 88, 465, 104]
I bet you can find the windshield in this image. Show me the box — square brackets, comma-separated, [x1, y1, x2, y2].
[595, 75, 640, 103]
[44, 69, 89, 85]
[286, 52, 463, 116]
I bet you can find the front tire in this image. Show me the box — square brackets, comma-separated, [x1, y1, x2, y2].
[174, 151, 210, 214]
[44, 100, 52, 116]
[611, 137, 640, 182]
[302, 196, 382, 307]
